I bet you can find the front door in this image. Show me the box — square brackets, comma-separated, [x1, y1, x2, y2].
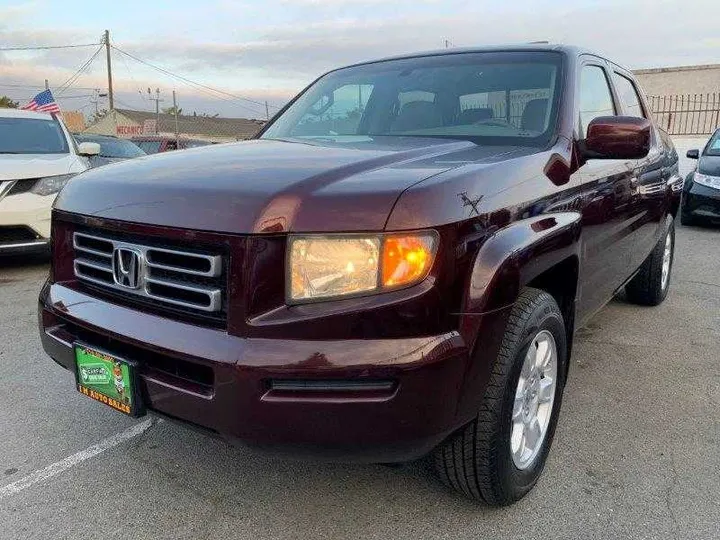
[573, 61, 640, 323]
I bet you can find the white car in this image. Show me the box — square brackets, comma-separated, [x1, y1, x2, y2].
[0, 108, 99, 255]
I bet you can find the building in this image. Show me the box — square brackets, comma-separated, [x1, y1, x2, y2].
[84, 108, 265, 142]
[634, 64, 720, 97]
[632, 64, 720, 136]
[59, 111, 86, 133]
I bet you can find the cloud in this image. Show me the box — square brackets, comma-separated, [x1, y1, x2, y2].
[0, 63, 292, 118]
[2, 0, 719, 118]
[112, 0, 720, 78]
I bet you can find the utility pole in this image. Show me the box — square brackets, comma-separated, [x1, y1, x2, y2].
[91, 89, 100, 115]
[104, 30, 114, 110]
[44, 79, 49, 90]
[265, 101, 269, 121]
[147, 88, 163, 133]
[172, 90, 179, 144]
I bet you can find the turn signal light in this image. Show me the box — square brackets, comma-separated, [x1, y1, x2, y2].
[382, 234, 437, 288]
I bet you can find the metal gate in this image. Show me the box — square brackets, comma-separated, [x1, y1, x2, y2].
[647, 94, 720, 135]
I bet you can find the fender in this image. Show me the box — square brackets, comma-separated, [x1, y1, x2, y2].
[458, 212, 582, 336]
[452, 211, 582, 423]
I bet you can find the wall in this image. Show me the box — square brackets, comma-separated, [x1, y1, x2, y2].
[82, 110, 139, 138]
[634, 65, 720, 97]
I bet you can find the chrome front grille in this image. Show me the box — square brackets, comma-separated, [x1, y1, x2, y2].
[73, 232, 224, 313]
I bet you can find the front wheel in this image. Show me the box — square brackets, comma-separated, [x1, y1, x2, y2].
[433, 288, 567, 505]
[625, 219, 675, 306]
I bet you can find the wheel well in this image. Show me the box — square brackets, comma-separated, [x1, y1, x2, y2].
[526, 256, 578, 373]
[670, 195, 680, 218]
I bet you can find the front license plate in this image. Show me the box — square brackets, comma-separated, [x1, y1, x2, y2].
[74, 344, 143, 417]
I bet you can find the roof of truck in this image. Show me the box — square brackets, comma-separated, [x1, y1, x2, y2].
[339, 43, 603, 70]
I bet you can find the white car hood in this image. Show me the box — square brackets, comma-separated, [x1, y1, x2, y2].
[0, 153, 87, 181]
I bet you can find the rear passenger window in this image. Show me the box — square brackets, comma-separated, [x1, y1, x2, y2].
[579, 66, 615, 137]
[612, 73, 645, 118]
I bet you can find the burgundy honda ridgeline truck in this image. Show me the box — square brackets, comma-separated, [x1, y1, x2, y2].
[39, 45, 682, 505]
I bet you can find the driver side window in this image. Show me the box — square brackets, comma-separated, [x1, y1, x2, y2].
[579, 65, 616, 137]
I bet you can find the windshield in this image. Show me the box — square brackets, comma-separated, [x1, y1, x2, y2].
[0, 117, 69, 154]
[76, 135, 146, 158]
[262, 51, 563, 147]
[185, 140, 211, 148]
[705, 130, 720, 156]
[135, 140, 162, 154]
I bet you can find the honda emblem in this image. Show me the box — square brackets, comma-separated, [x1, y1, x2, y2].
[112, 247, 143, 289]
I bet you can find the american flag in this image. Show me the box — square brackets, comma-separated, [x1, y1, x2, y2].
[21, 89, 61, 114]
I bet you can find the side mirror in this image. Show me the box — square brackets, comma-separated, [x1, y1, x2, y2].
[686, 149, 700, 159]
[581, 116, 651, 160]
[77, 142, 101, 157]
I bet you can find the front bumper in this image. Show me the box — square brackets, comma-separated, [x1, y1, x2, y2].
[0, 238, 49, 255]
[0, 192, 54, 237]
[0, 192, 54, 254]
[39, 282, 475, 462]
[682, 181, 720, 222]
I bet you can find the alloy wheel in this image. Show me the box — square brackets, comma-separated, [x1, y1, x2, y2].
[510, 330, 558, 470]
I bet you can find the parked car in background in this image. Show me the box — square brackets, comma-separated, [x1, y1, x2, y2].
[73, 134, 146, 167]
[130, 135, 212, 154]
[40, 45, 681, 505]
[0, 108, 99, 255]
[681, 128, 720, 226]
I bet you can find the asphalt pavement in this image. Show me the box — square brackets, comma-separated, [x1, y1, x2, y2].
[1, 222, 719, 540]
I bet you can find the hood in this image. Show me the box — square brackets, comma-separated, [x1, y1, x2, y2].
[0, 153, 85, 181]
[698, 155, 720, 177]
[55, 137, 531, 234]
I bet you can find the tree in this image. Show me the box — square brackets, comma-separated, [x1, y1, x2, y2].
[0, 96, 19, 109]
[162, 105, 182, 116]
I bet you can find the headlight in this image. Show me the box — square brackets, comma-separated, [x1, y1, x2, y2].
[289, 232, 438, 302]
[31, 174, 75, 196]
[693, 172, 720, 190]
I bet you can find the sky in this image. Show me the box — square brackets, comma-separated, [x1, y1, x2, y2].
[0, 0, 718, 119]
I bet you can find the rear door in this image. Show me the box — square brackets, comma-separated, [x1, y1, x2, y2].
[573, 60, 638, 322]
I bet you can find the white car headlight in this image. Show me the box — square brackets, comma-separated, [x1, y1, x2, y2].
[31, 174, 76, 196]
[693, 172, 720, 190]
[288, 232, 438, 302]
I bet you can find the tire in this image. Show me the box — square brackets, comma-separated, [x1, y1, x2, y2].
[433, 288, 567, 506]
[625, 219, 675, 306]
[680, 212, 696, 227]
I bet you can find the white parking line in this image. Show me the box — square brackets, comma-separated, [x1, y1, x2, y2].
[0, 417, 155, 501]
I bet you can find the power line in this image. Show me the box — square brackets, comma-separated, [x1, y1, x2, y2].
[56, 46, 104, 95]
[0, 83, 98, 90]
[112, 45, 269, 116]
[111, 45, 279, 113]
[115, 97, 143, 110]
[0, 43, 100, 51]
[10, 94, 95, 100]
